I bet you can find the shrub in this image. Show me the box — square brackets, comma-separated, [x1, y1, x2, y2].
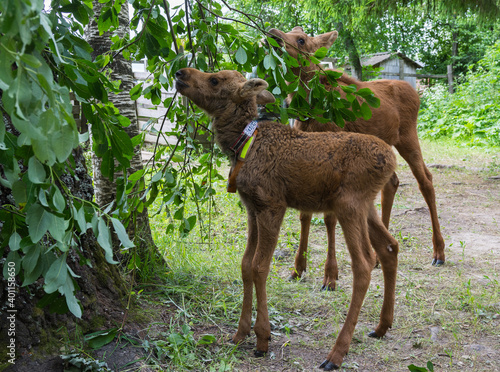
[418, 42, 500, 147]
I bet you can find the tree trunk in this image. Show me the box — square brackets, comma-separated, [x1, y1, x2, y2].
[86, 1, 158, 260]
[0, 93, 128, 362]
[336, 22, 363, 81]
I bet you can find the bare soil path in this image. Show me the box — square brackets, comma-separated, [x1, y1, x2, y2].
[235, 140, 500, 371]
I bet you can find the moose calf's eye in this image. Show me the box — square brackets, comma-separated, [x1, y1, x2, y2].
[297, 38, 305, 46]
[210, 77, 218, 86]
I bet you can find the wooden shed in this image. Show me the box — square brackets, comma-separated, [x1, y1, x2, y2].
[326, 52, 423, 89]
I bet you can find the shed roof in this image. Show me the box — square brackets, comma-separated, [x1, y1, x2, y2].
[360, 52, 423, 69]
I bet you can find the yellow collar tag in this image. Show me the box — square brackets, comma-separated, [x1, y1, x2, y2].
[239, 135, 255, 160]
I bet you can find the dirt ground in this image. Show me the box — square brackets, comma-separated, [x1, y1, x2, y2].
[5, 142, 499, 372]
[233, 144, 500, 372]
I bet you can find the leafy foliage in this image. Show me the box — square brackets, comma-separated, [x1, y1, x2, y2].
[0, 0, 136, 318]
[418, 42, 500, 147]
[1, 0, 378, 319]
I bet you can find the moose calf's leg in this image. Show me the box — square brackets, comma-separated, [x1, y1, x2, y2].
[321, 211, 374, 370]
[396, 141, 445, 265]
[290, 212, 313, 280]
[380, 172, 399, 228]
[367, 205, 399, 338]
[322, 213, 338, 291]
[233, 212, 259, 344]
[253, 207, 286, 356]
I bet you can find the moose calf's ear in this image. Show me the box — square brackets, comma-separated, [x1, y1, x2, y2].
[256, 90, 276, 105]
[239, 78, 269, 99]
[319, 30, 338, 48]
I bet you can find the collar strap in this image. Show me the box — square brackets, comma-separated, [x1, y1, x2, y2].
[229, 120, 258, 155]
[227, 120, 259, 193]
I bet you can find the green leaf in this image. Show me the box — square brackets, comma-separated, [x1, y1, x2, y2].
[129, 169, 145, 182]
[28, 156, 47, 184]
[360, 102, 372, 120]
[408, 365, 429, 372]
[52, 124, 78, 163]
[26, 203, 53, 243]
[355, 87, 374, 97]
[48, 215, 69, 242]
[235, 46, 248, 64]
[44, 253, 68, 293]
[22, 245, 44, 287]
[12, 181, 27, 206]
[365, 95, 380, 108]
[52, 187, 66, 213]
[266, 37, 281, 48]
[130, 83, 143, 100]
[171, 154, 183, 163]
[9, 232, 22, 251]
[324, 70, 343, 80]
[39, 189, 49, 207]
[97, 219, 117, 264]
[62, 276, 82, 318]
[314, 47, 328, 59]
[197, 334, 216, 345]
[111, 217, 134, 249]
[173, 206, 184, 220]
[3, 251, 21, 278]
[263, 54, 276, 70]
[309, 55, 321, 65]
[85, 328, 118, 349]
[73, 205, 87, 233]
[341, 84, 357, 94]
[22, 244, 41, 273]
[20, 54, 42, 69]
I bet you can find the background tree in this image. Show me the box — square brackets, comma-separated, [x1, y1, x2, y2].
[85, 0, 159, 270]
[228, 0, 500, 79]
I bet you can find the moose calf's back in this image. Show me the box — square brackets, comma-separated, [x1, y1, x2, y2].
[237, 123, 397, 214]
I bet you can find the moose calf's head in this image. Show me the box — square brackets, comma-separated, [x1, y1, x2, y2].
[267, 26, 338, 60]
[175, 68, 275, 118]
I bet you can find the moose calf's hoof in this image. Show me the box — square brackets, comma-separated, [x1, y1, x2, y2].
[319, 359, 339, 370]
[321, 284, 335, 291]
[254, 350, 266, 358]
[368, 330, 382, 339]
[432, 259, 445, 266]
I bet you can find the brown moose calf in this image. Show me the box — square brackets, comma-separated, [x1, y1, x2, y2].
[175, 67, 399, 370]
[266, 27, 445, 292]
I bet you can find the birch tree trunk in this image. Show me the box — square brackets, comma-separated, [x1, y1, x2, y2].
[86, 1, 158, 260]
[0, 93, 128, 356]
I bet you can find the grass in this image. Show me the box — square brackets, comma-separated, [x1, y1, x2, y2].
[72, 138, 499, 371]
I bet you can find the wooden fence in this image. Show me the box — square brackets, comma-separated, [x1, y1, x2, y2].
[133, 66, 178, 146]
[322, 57, 454, 93]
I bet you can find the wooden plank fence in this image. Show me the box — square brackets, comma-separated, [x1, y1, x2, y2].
[133, 67, 178, 146]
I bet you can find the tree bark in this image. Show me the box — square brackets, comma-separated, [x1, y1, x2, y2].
[336, 22, 364, 81]
[0, 93, 128, 360]
[86, 1, 158, 259]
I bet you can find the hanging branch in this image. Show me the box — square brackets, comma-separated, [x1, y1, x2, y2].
[193, 0, 265, 35]
[110, 0, 157, 62]
[163, 0, 179, 54]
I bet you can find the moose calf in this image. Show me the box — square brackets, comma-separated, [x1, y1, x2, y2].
[266, 26, 445, 290]
[175, 67, 399, 370]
